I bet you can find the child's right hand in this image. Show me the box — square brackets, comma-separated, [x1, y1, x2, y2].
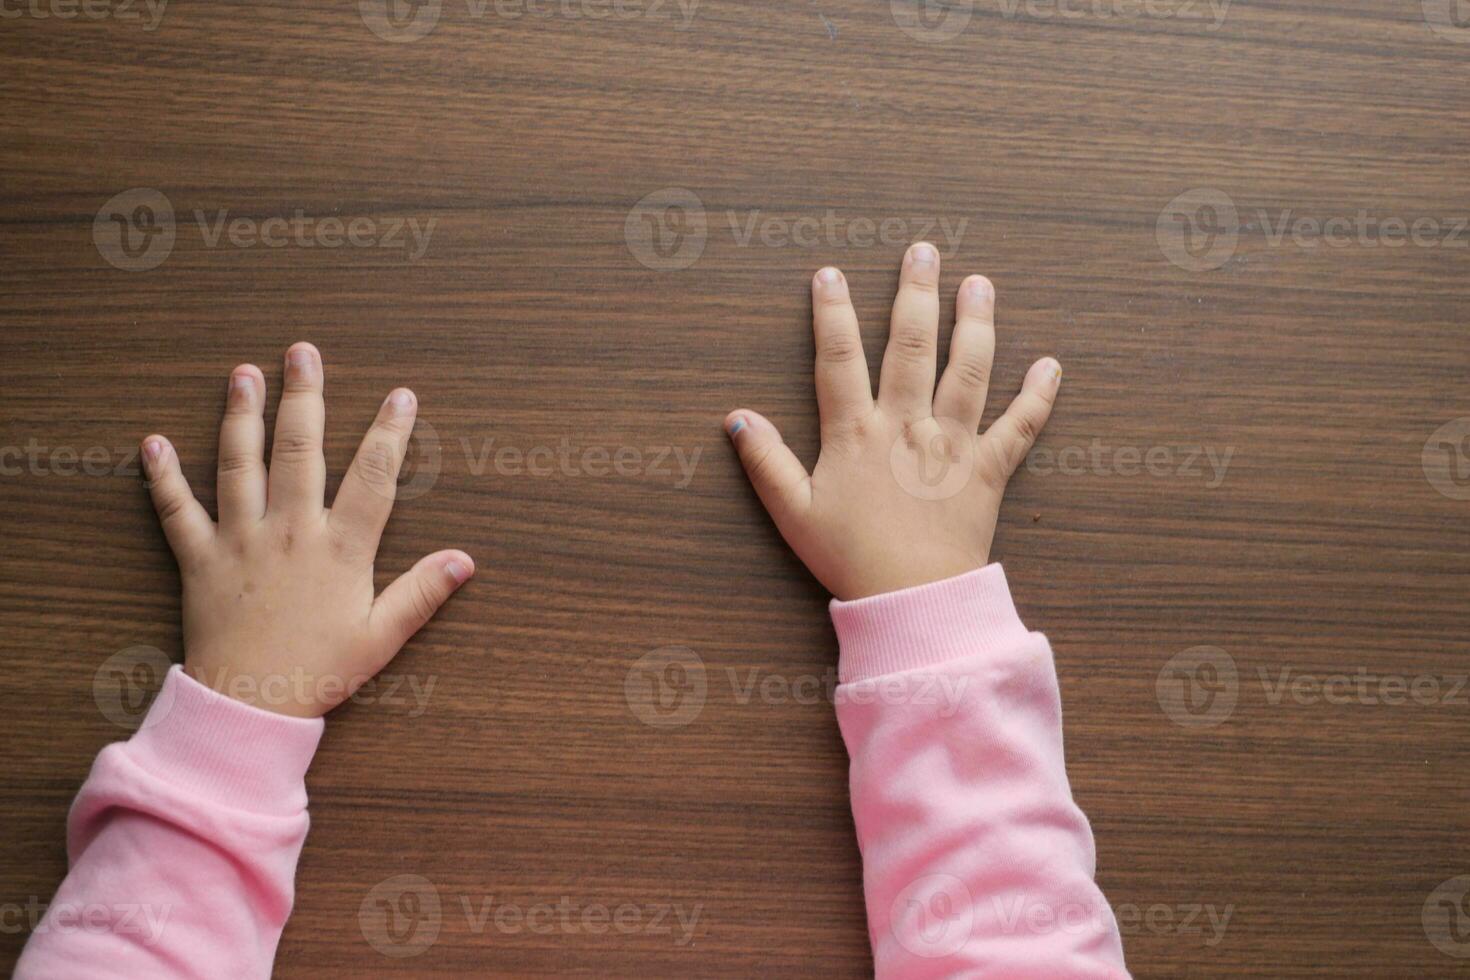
[140, 343, 474, 718]
[725, 244, 1061, 600]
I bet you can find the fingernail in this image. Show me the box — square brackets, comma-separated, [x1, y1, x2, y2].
[727, 416, 746, 438]
[911, 243, 937, 266]
[446, 560, 473, 584]
[1042, 358, 1062, 382]
[388, 389, 415, 414]
[968, 276, 994, 301]
[229, 373, 254, 400]
[287, 347, 314, 378]
[142, 438, 166, 465]
[816, 266, 841, 285]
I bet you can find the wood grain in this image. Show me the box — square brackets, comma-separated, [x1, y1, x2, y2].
[2, 0, 1468, 975]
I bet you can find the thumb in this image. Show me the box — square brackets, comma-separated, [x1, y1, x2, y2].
[725, 410, 812, 530]
[370, 550, 475, 662]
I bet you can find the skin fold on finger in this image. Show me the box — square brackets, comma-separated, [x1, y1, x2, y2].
[369, 549, 476, 665]
[878, 242, 942, 419]
[811, 266, 874, 436]
[216, 364, 268, 529]
[141, 434, 215, 561]
[328, 388, 418, 546]
[267, 342, 327, 520]
[724, 409, 813, 533]
[932, 275, 997, 432]
[983, 357, 1063, 478]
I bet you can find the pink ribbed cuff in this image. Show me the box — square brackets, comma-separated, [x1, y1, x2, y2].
[125, 666, 324, 815]
[829, 564, 1031, 684]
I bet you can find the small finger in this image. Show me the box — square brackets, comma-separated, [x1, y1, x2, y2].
[878, 242, 942, 419]
[141, 435, 214, 562]
[329, 389, 417, 548]
[725, 410, 812, 534]
[268, 342, 326, 520]
[933, 275, 996, 431]
[217, 365, 267, 528]
[984, 358, 1062, 479]
[811, 267, 873, 435]
[369, 550, 475, 664]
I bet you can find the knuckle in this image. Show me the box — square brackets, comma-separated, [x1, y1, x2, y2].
[818, 336, 863, 365]
[1012, 412, 1041, 446]
[890, 325, 934, 359]
[271, 431, 319, 460]
[217, 451, 258, 477]
[409, 580, 440, 624]
[744, 444, 786, 487]
[355, 441, 398, 485]
[951, 358, 991, 392]
[816, 291, 852, 310]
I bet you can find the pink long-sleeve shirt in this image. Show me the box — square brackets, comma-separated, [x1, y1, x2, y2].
[17, 564, 1128, 978]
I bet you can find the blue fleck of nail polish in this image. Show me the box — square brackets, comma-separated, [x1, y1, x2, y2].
[729, 419, 746, 436]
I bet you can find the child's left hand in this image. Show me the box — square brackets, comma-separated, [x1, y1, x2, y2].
[140, 342, 473, 718]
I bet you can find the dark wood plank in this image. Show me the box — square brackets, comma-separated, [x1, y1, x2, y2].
[2, 0, 1468, 975]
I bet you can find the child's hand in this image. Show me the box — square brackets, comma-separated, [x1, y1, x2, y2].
[140, 343, 473, 718]
[726, 244, 1060, 600]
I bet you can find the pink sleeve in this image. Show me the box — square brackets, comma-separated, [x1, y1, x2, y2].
[16, 666, 323, 980]
[831, 564, 1130, 979]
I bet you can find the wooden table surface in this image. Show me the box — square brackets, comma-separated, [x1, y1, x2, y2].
[3, 1, 1469, 976]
